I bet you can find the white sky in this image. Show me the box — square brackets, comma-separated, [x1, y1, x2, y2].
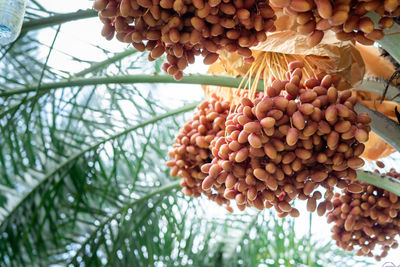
[35, 1, 400, 265]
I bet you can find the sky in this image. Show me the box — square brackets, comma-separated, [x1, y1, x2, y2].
[33, 1, 400, 266]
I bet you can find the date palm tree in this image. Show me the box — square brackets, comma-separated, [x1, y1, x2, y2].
[0, 1, 398, 266]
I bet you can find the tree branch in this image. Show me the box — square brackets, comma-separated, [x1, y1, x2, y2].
[21, 9, 97, 34]
[357, 170, 400, 196]
[0, 49, 139, 119]
[0, 74, 264, 97]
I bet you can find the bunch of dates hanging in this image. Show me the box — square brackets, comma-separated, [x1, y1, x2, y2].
[94, 0, 277, 80]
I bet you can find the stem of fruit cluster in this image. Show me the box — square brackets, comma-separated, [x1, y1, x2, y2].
[0, 74, 264, 97]
[21, 9, 97, 34]
[356, 170, 400, 196]
[354, 102, 400, 153]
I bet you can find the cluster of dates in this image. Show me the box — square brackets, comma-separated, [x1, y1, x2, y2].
[202, 61, 371, 217]
[167, 94, 232, 206]
[327, 164, 400, 260]
[270, 0, 399, 46]
[93, 0, 276, 79]
[168, 61, 372, 216]
[94, 0, 399, 79]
